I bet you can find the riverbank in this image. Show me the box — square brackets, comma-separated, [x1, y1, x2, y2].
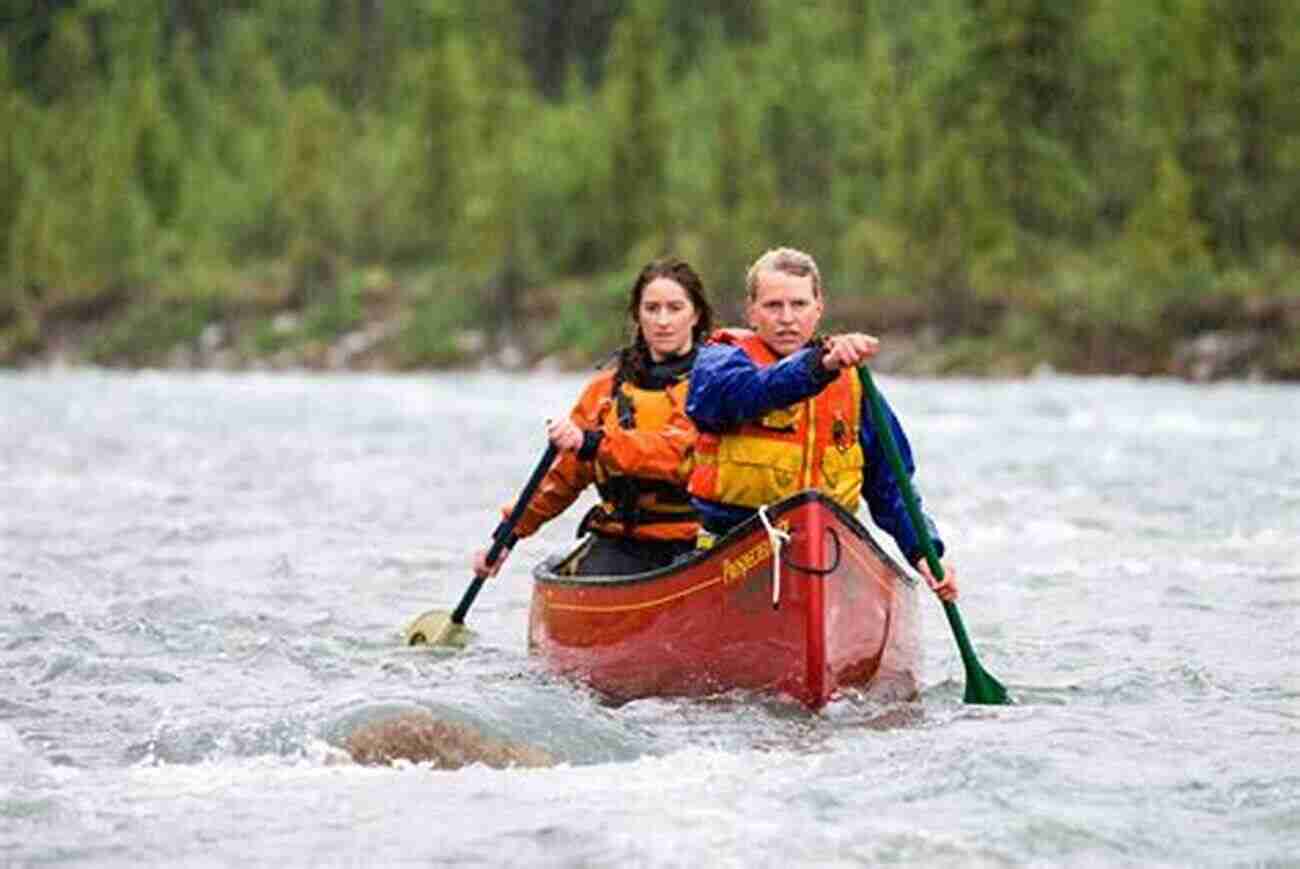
[5, 273, 1299, 382]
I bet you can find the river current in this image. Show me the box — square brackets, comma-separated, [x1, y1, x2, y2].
[2, 369, 1297, 867]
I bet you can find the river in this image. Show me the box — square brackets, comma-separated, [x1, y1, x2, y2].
[2, 369, 1297, 867]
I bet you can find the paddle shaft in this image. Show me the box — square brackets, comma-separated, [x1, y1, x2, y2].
[859, 367, 989, 681]
[449, 442, 559, 625]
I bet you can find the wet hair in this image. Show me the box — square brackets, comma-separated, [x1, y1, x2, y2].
[617, 257, 713, 383]
[745, 247, 823, 300]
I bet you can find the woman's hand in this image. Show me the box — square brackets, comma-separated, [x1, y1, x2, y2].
[472, 547, 510, 579]
[916, 558, 959, 602]
[546, 417, 585, 452]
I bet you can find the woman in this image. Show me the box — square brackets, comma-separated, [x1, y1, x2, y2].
[474, 257, 713, 578]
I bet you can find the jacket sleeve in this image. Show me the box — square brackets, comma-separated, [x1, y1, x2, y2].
[595, 381, 696, 483]
[507, 377, 604, 539]
[686, 343, 833, 431]
[858, 379, 946, 566]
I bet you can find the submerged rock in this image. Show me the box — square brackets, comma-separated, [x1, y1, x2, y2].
[344, 711, 554, 770]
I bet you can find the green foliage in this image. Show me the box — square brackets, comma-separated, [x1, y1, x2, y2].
[673, 39, 777, 320]
[373, 31, 474, 262]
[88, 295, 223, 366]
[516, 81, 616, 275]
[0, 45, 27, 278]
[0, 0, 1298, 375]
[301, 270, 364, 342]
[0, 315, 40, 363]
[538, 274, 630, 363]
[750, 6, 847, 248]
[1122, 151, 1213, 297]
[394, 271, 483, 367]
[604, 0, 670, 253]
[1275, 333, 1300, 379]
[249, 317, 297, 357]
[452, 5, 543, 286]
[274, 87, 348, 256]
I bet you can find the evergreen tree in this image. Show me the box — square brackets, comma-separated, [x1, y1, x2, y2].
[391, 13, 471, 262]
[692, 40, 779, 320]
[962, 0, 1106, 249]
[514, 0, 626, 98]
[456, 0, 537, 336]
[0, 43, 25, 279]
[604, 0, 670, 255]
[1198, 0, 1300, 259]
[1119, 0, 1300, 263]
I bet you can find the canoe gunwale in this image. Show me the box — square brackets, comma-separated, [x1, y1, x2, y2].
[532, 490, 917, 590]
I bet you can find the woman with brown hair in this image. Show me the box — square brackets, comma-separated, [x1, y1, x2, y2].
[473, 257, 714, 577]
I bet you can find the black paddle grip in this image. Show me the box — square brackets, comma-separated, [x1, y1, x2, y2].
[451, 442, 560, 625]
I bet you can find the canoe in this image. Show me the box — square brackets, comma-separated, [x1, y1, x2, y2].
[528, 490, 921, 710]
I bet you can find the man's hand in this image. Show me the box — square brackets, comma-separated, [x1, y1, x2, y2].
[821, 333, 881, 370]
[916, 558, 959, 602]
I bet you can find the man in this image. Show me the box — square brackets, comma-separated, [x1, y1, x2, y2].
[685, 247, 958, 600]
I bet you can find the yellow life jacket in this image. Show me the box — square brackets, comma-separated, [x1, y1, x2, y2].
[688, 330, 865, 512]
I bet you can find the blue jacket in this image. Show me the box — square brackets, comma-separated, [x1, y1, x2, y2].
[685, 341, 944, 566]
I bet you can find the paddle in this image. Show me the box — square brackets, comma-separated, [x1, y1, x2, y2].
[860, 366, 1011, 705]
[404, 442, 559, 646]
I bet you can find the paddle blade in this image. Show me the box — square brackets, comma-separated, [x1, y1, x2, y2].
[403, 610, 470, 648]
[962, 663, 1012, 705]
[941, 600, 1013, 705]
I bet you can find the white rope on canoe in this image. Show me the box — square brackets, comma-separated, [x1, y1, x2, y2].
[757, 504, 792, 610]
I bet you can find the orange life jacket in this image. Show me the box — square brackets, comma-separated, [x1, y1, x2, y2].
[585, 375, 699, 541]
[688, 330, 865, 512]
[509, 361, 699, 544]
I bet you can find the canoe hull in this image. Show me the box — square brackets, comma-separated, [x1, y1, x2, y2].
[528, 491, 920, 709]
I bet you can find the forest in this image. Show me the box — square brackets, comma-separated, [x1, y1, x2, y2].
[1, 0, 1298, 378]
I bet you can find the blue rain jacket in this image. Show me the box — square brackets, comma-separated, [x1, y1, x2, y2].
[685, 341, 944, 566]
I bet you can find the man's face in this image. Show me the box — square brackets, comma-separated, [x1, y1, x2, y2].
[747, 269, 823, 358]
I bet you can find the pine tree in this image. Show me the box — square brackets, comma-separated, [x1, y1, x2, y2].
[604, 0, 670, 255]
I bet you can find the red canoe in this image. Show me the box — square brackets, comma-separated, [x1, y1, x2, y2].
[528, 491, 921, 710]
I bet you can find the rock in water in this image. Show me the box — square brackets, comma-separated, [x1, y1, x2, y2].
[345, 712, 554, 769]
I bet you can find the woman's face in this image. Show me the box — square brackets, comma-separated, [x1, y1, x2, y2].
[638, 277, 700, 362]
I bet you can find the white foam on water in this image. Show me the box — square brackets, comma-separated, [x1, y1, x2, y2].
[0, 724, 44, 792]
[4, 370, 1299, 867]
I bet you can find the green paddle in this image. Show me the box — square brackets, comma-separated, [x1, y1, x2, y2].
[404, 442, 559, 647]
[860, 366, 1011, 705]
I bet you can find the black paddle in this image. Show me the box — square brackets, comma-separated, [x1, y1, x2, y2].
[860, 366, 1011, 705]
[405, 442, 559, 646]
